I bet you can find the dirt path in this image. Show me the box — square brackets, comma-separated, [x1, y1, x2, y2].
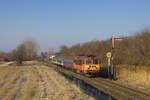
[0, 61, 95, 100]
[0, 62, 14, 67]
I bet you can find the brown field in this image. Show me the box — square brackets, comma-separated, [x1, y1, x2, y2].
[0, 61, 95, 100]
[0, 62, 4, 64]
[116, 65, 150, 93]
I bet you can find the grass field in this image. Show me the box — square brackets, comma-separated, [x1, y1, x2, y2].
[0, 61, 95, 100]
[0, 61, 5, 64]
[116, 65, 150, 93]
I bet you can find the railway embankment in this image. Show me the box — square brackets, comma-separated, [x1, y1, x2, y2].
[54, 66, 115, 100]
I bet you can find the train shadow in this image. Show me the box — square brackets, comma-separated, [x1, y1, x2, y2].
[97, 67, 110, 78]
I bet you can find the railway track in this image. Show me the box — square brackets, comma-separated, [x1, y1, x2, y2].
[51, 64, 150, 100]
[92, 78, 150, 100]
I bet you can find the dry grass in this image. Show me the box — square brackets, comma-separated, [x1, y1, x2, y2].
[0, 61, 95, 100]
[0, 61, 5, 64]
[17, 67, 37, 100]
[0, 65, 40, 100]
[0, 67, 22, 99]
[116, 65, 150, 92]
[0, 66, 16, 85]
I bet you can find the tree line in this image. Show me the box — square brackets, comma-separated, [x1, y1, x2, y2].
[59, 29, 150, 66]
[1, 29, 150, 66]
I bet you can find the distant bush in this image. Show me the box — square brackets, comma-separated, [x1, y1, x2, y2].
[0, 51, 14, 61]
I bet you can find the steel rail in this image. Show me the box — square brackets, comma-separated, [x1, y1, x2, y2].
[93, 78, 150, 100]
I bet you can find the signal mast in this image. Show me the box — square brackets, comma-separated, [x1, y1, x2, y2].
[111, 33, 123, 80]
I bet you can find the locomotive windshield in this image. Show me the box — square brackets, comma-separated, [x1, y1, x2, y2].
[93, 59, 98, 64]
[86, 60, 92, 64]
[86, 59, 99, 64]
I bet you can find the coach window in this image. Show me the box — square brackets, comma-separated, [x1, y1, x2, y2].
[78, 60, 82, 65]
[74, 60, 78, 64]
[75, 60, 82, 65]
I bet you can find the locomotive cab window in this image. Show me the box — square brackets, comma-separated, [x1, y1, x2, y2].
[93, 59, 98, 64]
[86, 60, 92, 64]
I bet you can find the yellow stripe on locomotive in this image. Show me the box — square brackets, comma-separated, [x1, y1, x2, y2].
[85, 65, 100, 71]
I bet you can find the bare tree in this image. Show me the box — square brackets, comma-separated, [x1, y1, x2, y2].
[16, 44, 25, 64]
[23, 39, 37, 60]
[59, 45, 69, 56]
[15, 39, 38, 64]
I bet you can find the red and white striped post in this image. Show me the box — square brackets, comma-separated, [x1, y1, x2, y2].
[111, 34, 122, 80]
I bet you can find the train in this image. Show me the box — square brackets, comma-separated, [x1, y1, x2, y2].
[51, 55, 101, 76]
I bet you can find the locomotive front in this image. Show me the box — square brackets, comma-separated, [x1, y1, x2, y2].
[83, 57, 100, 75]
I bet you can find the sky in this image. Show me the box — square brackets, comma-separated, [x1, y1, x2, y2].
[0, 0, 150, 52]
